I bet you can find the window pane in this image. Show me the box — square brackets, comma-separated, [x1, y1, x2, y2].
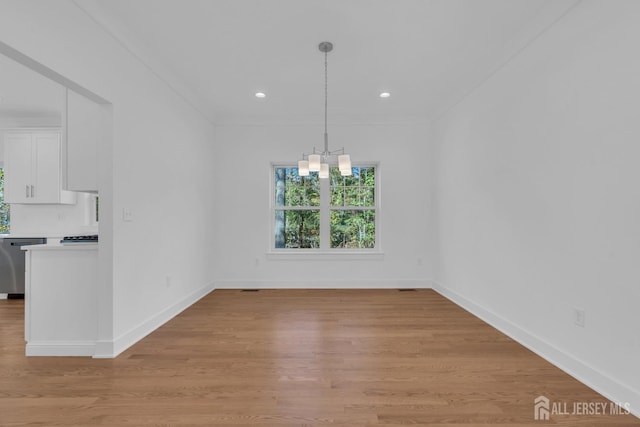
[338, 187, 375, 207]
[330, 167, 343, 184]
[330, 166, 375, 207]
[344, 187, 359, 206]
[0, 168, 9, 233]
[330, 187, 344, 206]
[275, 167, 286, 207]
[343, 172, 359, 187]
[330, 210, 375, 249]
[359, 187, 375, 206]
[305, 187, 320, 206]
[275, 167, 319, 207]
[360, 167, 375, 186]
[275, 210, 320, 248]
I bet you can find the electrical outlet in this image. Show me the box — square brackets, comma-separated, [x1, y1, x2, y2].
[165, 275, 172, 288]
[574, 307, 586, 328]
[122, 208, 133, 222]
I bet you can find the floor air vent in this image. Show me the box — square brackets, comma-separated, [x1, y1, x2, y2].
[398, 289, 417, 292]
[241, 289, 260, 292]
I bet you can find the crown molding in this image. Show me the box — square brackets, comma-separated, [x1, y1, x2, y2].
[432, 0, 582, 121]
[72, 0, 215, 124]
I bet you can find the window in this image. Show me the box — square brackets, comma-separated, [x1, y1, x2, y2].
[274, 167, 320, 248]
[330, 166, 376, 248]
[273, 165, 378, 251]
[0, 168, 10, 233]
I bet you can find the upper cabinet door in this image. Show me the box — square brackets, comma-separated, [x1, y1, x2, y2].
[3, 132, 76, 205]
[4, 133, 34, 204]
[66, 89, 101, 192]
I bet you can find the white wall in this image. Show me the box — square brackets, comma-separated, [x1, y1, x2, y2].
[0, 1, 216, 356]
[0, 50, 65, 130]
[213, 123, 432, 288]
[432, 0, 640, 413]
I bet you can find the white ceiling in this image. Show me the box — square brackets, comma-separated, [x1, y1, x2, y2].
[6, 0, 578, 125]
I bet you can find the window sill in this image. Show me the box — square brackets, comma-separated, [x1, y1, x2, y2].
[266, 251, 385, 261]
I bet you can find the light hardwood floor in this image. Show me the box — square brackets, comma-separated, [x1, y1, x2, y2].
[0, 289, 638, 426]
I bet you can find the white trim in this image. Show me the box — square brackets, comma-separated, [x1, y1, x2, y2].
[320, 168, 330, 247]
[93, 282, 215, 358]
[26, 341, 95, 357]
[93, 340, 114, 359]
[70, 1, 210, 120]
[214, 279, 430, 289]
[0, 127, 62, 132]
[431, 280, 640, 419]
[266, 251, 384, 261]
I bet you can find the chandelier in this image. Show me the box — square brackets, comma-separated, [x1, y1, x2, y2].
[297, 41, 352, 178]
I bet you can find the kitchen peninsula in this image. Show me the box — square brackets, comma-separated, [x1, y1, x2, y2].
[22, 241, 98, 356]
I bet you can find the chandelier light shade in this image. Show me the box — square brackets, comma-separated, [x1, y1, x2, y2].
[298, 159, 310, 176]
[296, 41, 352, 178]
[308, 154, 321, 172]
[338, 154, 351, 172]
[319, 163, 329, 179]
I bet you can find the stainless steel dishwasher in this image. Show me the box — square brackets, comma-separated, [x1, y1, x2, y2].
[0, 237, 47, 298]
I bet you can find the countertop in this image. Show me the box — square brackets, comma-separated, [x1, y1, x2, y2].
[0, 234, 53, 239]
[1, 231, 98, 239]
[22, 243, 98, 251]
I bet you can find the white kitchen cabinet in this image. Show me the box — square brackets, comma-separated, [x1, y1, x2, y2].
[66, 89, 102, 192]
[23, 244, 98, 356]
[4, 132, 76, 204]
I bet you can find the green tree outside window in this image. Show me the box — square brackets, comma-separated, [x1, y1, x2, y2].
[274, 165, 376, 250]
[0, 168, 10, 233]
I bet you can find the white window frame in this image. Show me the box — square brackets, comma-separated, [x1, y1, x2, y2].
[268, 162, 382, 258]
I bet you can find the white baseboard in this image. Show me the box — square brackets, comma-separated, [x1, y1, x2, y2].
[431, 280, 640, 419]
[214, 279, 431, 289]
[93, 282, 216, 359]
[26, 341, 95, 356]
[93, 339, 114, 358]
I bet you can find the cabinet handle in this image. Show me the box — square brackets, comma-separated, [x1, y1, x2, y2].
[31, 185, 35, 198]
[26, 185, 29, 198]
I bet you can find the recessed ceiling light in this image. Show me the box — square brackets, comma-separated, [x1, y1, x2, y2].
[255, 92, 266, 98]
[379, 92, 391, 98]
